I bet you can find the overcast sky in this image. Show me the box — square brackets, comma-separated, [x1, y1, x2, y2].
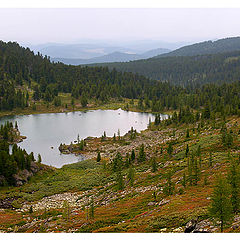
[0, 8, 240, 45]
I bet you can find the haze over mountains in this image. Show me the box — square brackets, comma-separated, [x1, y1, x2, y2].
[90, 36, 240, 87]
[52, 48, 170, 65]
[26, 40, 188, 65]
[155, 37, 240, 58]
[26, 37, 240, 66]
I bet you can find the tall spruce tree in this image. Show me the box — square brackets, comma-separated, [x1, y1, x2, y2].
[138, 144, 146, 163]
[227, 158, 240, 213]
[209, 176, 233, 232]
[163, 171, 175, 196]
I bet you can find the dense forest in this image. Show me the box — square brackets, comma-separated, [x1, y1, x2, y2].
[156, 37, 240, 58]
[93, 51, 240, 87]
[0, 41, 157, 110]
[0, 40, 240, 118]
[0, 122, 37, 186]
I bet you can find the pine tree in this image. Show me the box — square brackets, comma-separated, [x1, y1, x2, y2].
[138, 144, 146, 163]
[97, 151, 101, 162]
[187, 157, 193, 186]
[128, 167, 135, 187]
[185, 144, 189, 157]
[151, 157, 157, 172]
[89, 197, 94, 219]
[227, 159, 240, 213]
[193, 155, 200, 185]
[71, 98, 75, 110]
[113, 133, 116, 142]
[196, 145, 201, 157]
[209, 176, 233, 232]
[117, 170, 124, 190]
[186, 129, 190, 138]
[148, 117, 152, 129]
[130, 149, 135, 164]
[167, 142, 173, 156]
[182, 172, 186, 188]
[37, 154, 42, 163]
[117, 129, 121, 141]
[163, 171, 175, 196]
[81, 94, 88, 107]
[112, 152, 123, 172]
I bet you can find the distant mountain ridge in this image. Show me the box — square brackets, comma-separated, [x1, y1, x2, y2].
[52, 48, 170, 65]
[90, 36, 240, 86]
[155, 37, 240, 58]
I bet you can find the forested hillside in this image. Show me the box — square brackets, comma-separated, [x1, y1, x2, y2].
[0, 40, 240, 118]
[92, 51, 240, 87]
[156, 37, 240, 58]
[0, 122, 39, 186]
[0, 41, 152, 110]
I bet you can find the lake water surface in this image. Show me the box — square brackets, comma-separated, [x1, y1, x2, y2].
[0, 109, 167, 168]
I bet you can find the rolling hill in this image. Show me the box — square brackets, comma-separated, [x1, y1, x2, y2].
[51, 48, 170, 65]
[156, 37, 240, 58]
[92, 37, 240, 87]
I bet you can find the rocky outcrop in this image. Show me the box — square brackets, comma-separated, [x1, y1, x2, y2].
[0, 197, 18, 209]
[13, 169, 33, 186]
[184, 217, 199, 233]
[13, 162, 42, 186]
[185, 218, 215, 233]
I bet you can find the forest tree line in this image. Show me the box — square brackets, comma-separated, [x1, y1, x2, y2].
[0, 41, 240, 118]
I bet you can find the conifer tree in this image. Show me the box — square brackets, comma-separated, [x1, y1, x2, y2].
[182, 172, 186, 188]
[117, 170, 124, 190]
[37, 154, 42, 163]
[163, 171, 175, 196]
[209, 176, 233, 232]
[128, 167, 135, 187]
[187, 157, 193, 186]
[167, 142, 173, 157]
[196, 145, 201, 157]
[117, 129, 121, 141]
[185, 144, 189, 157]
[186, 129, 190, 138]
[89, 197, 94, 219]
[193, 156, 200, 185]
[227, 158, 240, 213]
[138, 144, 146, 163]
[130, 149, 135, 164]
[112, 152, 123, 172]
[81, 94, 88, 107]
[125, 153, 130, 168]
[151, 157, 157, 172]
[97, 151, 101, 162]
[113, 133, 116, 142]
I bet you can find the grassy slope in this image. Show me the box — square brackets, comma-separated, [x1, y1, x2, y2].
[0, 115, 239, 233]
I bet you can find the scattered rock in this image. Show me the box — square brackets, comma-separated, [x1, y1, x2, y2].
[158, 199, 170, 206]
[184, 217, 199, 233]
[147, 202, 156, 206]
[172, 227, 183, 232]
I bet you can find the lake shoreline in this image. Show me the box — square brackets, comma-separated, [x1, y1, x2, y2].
[0, 100, 173, 118]
[0, 109, 158, 168]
